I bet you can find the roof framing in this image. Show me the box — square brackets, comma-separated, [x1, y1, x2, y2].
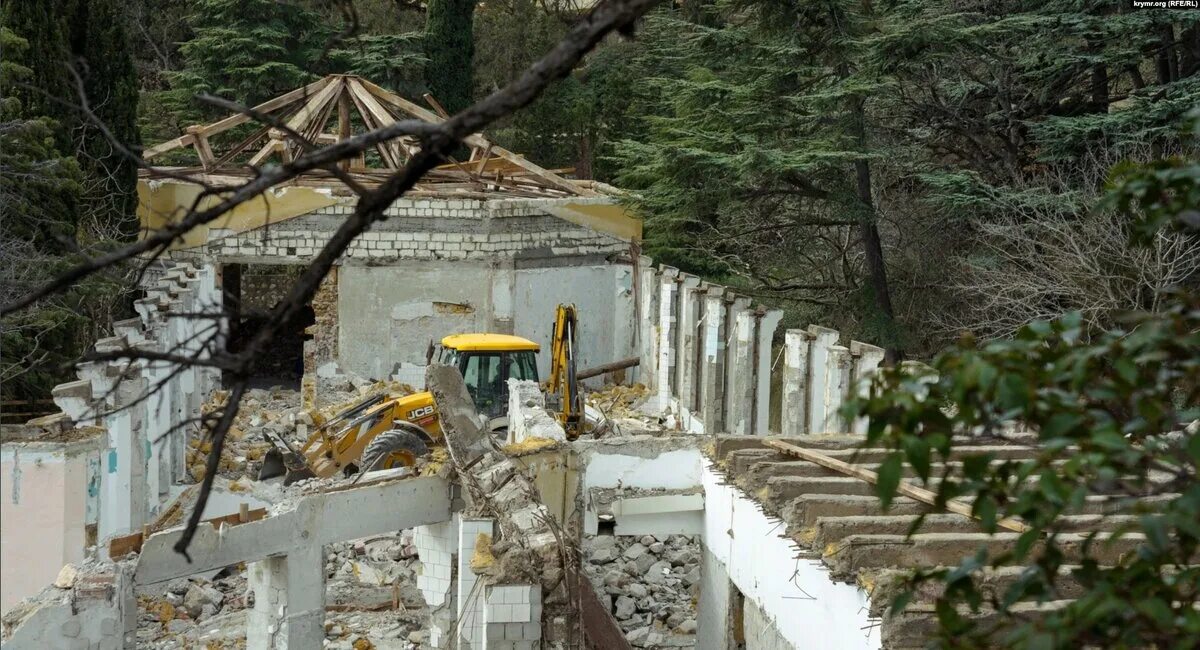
[141, 74, 599, 199]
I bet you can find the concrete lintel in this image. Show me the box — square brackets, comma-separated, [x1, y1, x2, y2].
[611, 493, 704, 516]
[134, 476, 451, 584]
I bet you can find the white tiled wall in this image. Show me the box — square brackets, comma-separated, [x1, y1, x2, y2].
[458, 518, 495, 648]
[483, 584, 542, 649]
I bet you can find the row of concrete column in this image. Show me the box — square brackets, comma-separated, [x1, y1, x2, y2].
[49, 263, 224, 541]
[634, 259, 885, 436]
[635, 260, 783, 435]
[781, 326, 885, 435]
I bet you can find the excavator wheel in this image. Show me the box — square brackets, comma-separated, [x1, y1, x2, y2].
[362, 423, 430, 472]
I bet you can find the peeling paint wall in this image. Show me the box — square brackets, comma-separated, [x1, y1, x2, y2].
[1, 440, 102, 612]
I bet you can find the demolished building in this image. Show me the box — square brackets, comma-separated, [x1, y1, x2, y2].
[1, 74, 1169, 650]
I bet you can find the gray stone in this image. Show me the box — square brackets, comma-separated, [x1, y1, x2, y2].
[614, 595, 637, 620]
[634, 553, 657, 575]
[644, 560, 672, 584]
[627, 583, 648, 599]
[649, 542, 665, 554]
[678, 618, 697, 634]
[683, 566, 701, 586]
[640, 535, 657, 546]
[627, 626, 651, 646]
[623, 543, 648, 561]
[166, 619, 191, 634]
[183, 584, 224, 618]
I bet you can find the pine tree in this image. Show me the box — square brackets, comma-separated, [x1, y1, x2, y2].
[0, 0, 74, 148]
[169, 0, 327, 117]
[424, 0, 475, 115]
[612, 3, 903, 355]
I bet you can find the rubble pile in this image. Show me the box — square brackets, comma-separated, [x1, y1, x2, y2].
[134, 530, 433, 649]
[135, 571, 249, 649]
[585, 383, 676, 434]
[583, 534, 701, 648]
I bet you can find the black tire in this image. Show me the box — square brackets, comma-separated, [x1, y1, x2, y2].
[361, 423, 430, 471]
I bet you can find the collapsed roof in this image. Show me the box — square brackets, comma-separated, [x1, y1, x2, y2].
[140, 74, 601, 199]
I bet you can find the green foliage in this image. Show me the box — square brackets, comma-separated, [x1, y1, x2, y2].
[848, 153, 1200, 647]
[424, 0, 475, 115]
[168, 0, 328, 118]
[1, 0, 73, 148]
[329, 33, 426, 98]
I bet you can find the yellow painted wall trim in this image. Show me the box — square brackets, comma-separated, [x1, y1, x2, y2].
[137, 180, 340, 250]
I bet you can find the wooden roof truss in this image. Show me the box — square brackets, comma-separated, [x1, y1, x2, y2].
[142, 74, 597, 198]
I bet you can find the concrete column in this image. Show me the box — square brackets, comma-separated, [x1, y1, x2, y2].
[698, 286, 727, 432]
[655, 267, 679, 411]
[246, 545, 325, 650]
[675, 274, 702, 413]
[636, 257, 659, 391]
[99, 376, 148, 540]
[457, 518, 495, 649]
[725, 307, 756, 434]
[849, 341, 886, 435]
[782, 329, 811, 436]
[805, 326, 840, 434]
[824, 345, 853, 432]
[752, 308, 783, 435]
[722, 296, 752, 433]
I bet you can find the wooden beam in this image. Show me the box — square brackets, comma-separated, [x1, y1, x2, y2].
[338, 91, 352, 171]
[763, 439, 1030, 533]
[143, 76, 334, 160]
[422, 92, 451, 119]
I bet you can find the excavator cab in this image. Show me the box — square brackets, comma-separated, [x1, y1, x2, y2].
[436, 334, 540, 419]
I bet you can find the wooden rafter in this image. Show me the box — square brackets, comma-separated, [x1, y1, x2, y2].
[140, 74, 597, 198]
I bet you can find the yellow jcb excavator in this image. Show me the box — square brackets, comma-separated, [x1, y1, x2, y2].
[258, 304, 587, 484]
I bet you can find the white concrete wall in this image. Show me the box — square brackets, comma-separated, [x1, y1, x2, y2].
[338, 262, 493, 379]
[577, 440, 705, 535]
[700, 464, 878, 650]
[0, 441, 100, 612]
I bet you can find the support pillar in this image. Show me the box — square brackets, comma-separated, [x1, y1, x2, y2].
[725, 306, 756, 434]
[849, 341, 885, 435]
[824, 345, 853, 432]
[675, 274, 702, 414]
[722, 296, 752, 433]
[782, 329, 811, 436]
[636, 258, 660, 391]
[805, 326, 840, 434]
[246, 545, 325, 650]
[752, 308, 783, 435]
[698, 286, 727, 432]
[654, 267, 679, 412]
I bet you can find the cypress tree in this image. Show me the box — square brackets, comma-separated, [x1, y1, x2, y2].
[424, 0, 475, 115]
[65, 0, 142, 239]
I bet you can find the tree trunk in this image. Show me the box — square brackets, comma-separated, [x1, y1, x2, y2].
[854, 157, 902, 364]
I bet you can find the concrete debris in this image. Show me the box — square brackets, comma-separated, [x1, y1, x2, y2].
[583, 534, 701, 647]
[53, 563, 79, 589]
[132, 530, 431, 649]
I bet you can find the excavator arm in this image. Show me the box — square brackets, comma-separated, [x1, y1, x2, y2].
[548, 303, 584, 439]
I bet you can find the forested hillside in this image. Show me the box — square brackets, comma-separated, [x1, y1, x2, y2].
[4, 0, 1199, 393]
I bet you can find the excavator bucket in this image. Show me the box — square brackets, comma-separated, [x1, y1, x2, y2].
[257, 447, 287, 481]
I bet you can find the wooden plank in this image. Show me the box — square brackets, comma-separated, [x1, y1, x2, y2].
[283, 77, 343, 141]
[422, 93, 451, 119]
[763, 439, 1030, 533]
[345, 81, 403, 168]
[338, 91, 352, 171]
[107, 507, 268, 558]
[143, 133, 196, 159]
[200, 76, 334, 138]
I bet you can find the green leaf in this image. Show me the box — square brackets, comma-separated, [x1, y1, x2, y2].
[877, 454, 903, 510]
